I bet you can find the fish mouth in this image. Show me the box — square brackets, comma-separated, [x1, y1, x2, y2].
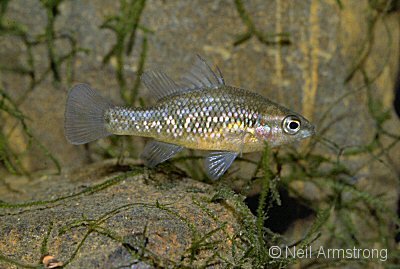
[301, 126, 316, 138]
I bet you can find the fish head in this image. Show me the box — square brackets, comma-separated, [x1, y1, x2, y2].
[255, 104, 315, 147]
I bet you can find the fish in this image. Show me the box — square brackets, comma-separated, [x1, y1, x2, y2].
[65, 55, 315, 179]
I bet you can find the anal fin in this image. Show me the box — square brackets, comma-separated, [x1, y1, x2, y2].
[205, 151, 238, 180]
[141, 141, 184, 168]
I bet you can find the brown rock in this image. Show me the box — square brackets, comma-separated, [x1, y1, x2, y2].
[0, 160, 251, 268]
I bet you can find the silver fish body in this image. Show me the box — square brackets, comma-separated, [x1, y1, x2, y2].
[105, 86, 313, 152]
[65, 55, 315, 179]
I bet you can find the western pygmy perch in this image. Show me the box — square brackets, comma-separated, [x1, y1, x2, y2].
[65, 55, 315, 179]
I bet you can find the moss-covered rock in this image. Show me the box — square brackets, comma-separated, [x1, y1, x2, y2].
[0, 160, 252, 268]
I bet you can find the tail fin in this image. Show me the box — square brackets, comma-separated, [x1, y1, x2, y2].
[64, 84, 113, 145]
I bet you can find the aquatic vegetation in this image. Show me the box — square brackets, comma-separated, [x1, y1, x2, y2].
[0, 0, 84, 180]
[0, 0, 87, 92]
[0, 88, 61, 177]
[233, 0, 291, 46]
[101, 0, 149, 105]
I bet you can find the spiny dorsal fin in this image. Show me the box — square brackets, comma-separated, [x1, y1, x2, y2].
[141, 55, 225, 101]
[141, 70, 183, 101]
[180, 54, 225, 90]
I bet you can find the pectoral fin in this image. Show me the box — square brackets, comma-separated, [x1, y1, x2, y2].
[205, 151, 238, 180]
[141, 141, 184, 168]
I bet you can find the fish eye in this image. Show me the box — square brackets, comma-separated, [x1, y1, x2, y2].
[282, 115, 301, 135]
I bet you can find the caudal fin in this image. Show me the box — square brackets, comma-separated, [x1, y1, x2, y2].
[64, 84, 113, 145]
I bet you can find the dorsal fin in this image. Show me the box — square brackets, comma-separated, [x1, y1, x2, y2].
[179, 54, 225, 90]
[141, 55, 225, 101]
[141, 70, 183, 101]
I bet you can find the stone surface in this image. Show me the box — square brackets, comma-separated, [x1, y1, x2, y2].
[0, 160, 250, 268]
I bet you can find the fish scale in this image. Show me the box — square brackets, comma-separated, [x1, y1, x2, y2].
[105, 86, 263, 152]
[65, 55, 315, 179]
